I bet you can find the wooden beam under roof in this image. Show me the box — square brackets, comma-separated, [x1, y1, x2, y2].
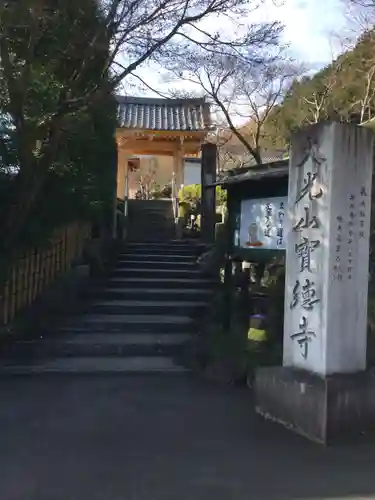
[116, 137, 202, 156]
[116, 128, 205, 140]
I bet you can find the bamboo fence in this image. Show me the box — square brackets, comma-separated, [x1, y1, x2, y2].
[0, 221, 90, 326]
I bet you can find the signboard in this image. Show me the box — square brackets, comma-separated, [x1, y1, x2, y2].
[234, 196, 287, 250]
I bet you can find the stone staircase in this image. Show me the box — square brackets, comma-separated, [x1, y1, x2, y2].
[127, 199, 175, 241]
[0, 240, 215, 374]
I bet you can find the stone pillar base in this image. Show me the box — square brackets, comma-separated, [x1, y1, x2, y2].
[255, 366, 375, 444]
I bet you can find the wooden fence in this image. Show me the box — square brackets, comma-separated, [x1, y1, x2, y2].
[0, 221, 91, 326]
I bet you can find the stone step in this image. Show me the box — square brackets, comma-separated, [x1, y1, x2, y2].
[60, 314, 196, 333]
[122, 248, 197, 256]
[124, 241, 199, 247]
[129, 210, 172, 215]
[127, 236, 176, 244]
[129, 207, 172, 213]
[125, 240, 196, 245]
[127, 221, 173, 226]
[135, 229, 174, 234]
[128, 220, 173, 226]
[108, 277, 216, 289]
[92, 288, 213, 301]
[128, 220, 174, 227]
[128, 199, 172, 208]
[6, 333, 190, 359]
[112, 268, 202, 279]
[0, 356, 188, 374]
[127, 230, 176, 234]
[124, 244, 197, 250]
[127, 225, 174, 231]
[124, 243, 198, 249]
[0, 234, 213, 376]
[127, 237, 176, 243]
[118, 254, 197, 263]
[116, 260, 197, 269]
[129, 219, 173, 224]
[129, 215, 172, 221]
[128, 217, 173, 223]
[87, 299, 207, 315]
[129, 208, 172, 214]
[130, 206, 172, 211]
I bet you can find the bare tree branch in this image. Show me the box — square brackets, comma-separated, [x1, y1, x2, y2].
[0, 0, 286, 251]
[162, 40, 299, 164]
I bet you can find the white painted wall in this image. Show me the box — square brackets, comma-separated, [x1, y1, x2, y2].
[283, 122, 373, 375]
[184, 160, 201, 186]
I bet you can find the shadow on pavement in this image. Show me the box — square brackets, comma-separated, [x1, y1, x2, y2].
[0, 375, 374, 500]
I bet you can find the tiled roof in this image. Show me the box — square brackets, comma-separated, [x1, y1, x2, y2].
[215, 160, 289, 186]
[243, 150, 288, 167]
[116, 96, 210, 131]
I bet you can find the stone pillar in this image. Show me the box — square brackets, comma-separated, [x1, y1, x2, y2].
[112, 145, 119, 239]
[173, 149, 184, 193]
[173, 149, 184, 239]
[255, 122, 375, 444]
[201, 143, 217, 244]
[284, 122, 373, 374]
[116, 148, 130, 240]
[116, 149, 128, 201]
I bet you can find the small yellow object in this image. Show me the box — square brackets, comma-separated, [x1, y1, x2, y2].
[247, 327, 267, 342]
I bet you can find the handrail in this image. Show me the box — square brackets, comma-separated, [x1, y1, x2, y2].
[124, 172, 129, 218]
[171, 172, 178, 219]
[118, 171, 130, 240]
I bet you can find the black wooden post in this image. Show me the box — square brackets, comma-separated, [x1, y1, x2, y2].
[223, 188, 235, 332]
[242, 262, 251, 309]
[223, 256, 232, 331]
[255, 262, 266, 287]
[201, 143, 217, 244]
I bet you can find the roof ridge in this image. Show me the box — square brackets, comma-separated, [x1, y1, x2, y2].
[116, 95, 206, 106]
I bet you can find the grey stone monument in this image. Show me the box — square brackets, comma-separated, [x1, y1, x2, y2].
[255, 122, 375, 444]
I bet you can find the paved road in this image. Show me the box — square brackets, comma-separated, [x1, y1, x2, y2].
[0, 374, 375, 500]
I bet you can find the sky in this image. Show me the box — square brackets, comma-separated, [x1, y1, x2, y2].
[259, 0, 347, 66]
[126, 0, 349, 99]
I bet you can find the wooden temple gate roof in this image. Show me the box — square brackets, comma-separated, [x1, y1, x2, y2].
[116, 96, 211, 132]
[115, 96, 212, 157]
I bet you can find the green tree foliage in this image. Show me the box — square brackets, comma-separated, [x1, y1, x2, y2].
[0, 0, 282, 260]
[178, 184, 227, 207]
[261, 27, 375, 346]
[0, 0, 116, 259]
[179, 184, 202, 205]
[263, 28, 375, 146]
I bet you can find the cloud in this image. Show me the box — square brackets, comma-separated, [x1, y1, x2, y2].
[260, 0, 346, 64]
[202, 0, 347, 66]
[122, 0, 347, 99]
